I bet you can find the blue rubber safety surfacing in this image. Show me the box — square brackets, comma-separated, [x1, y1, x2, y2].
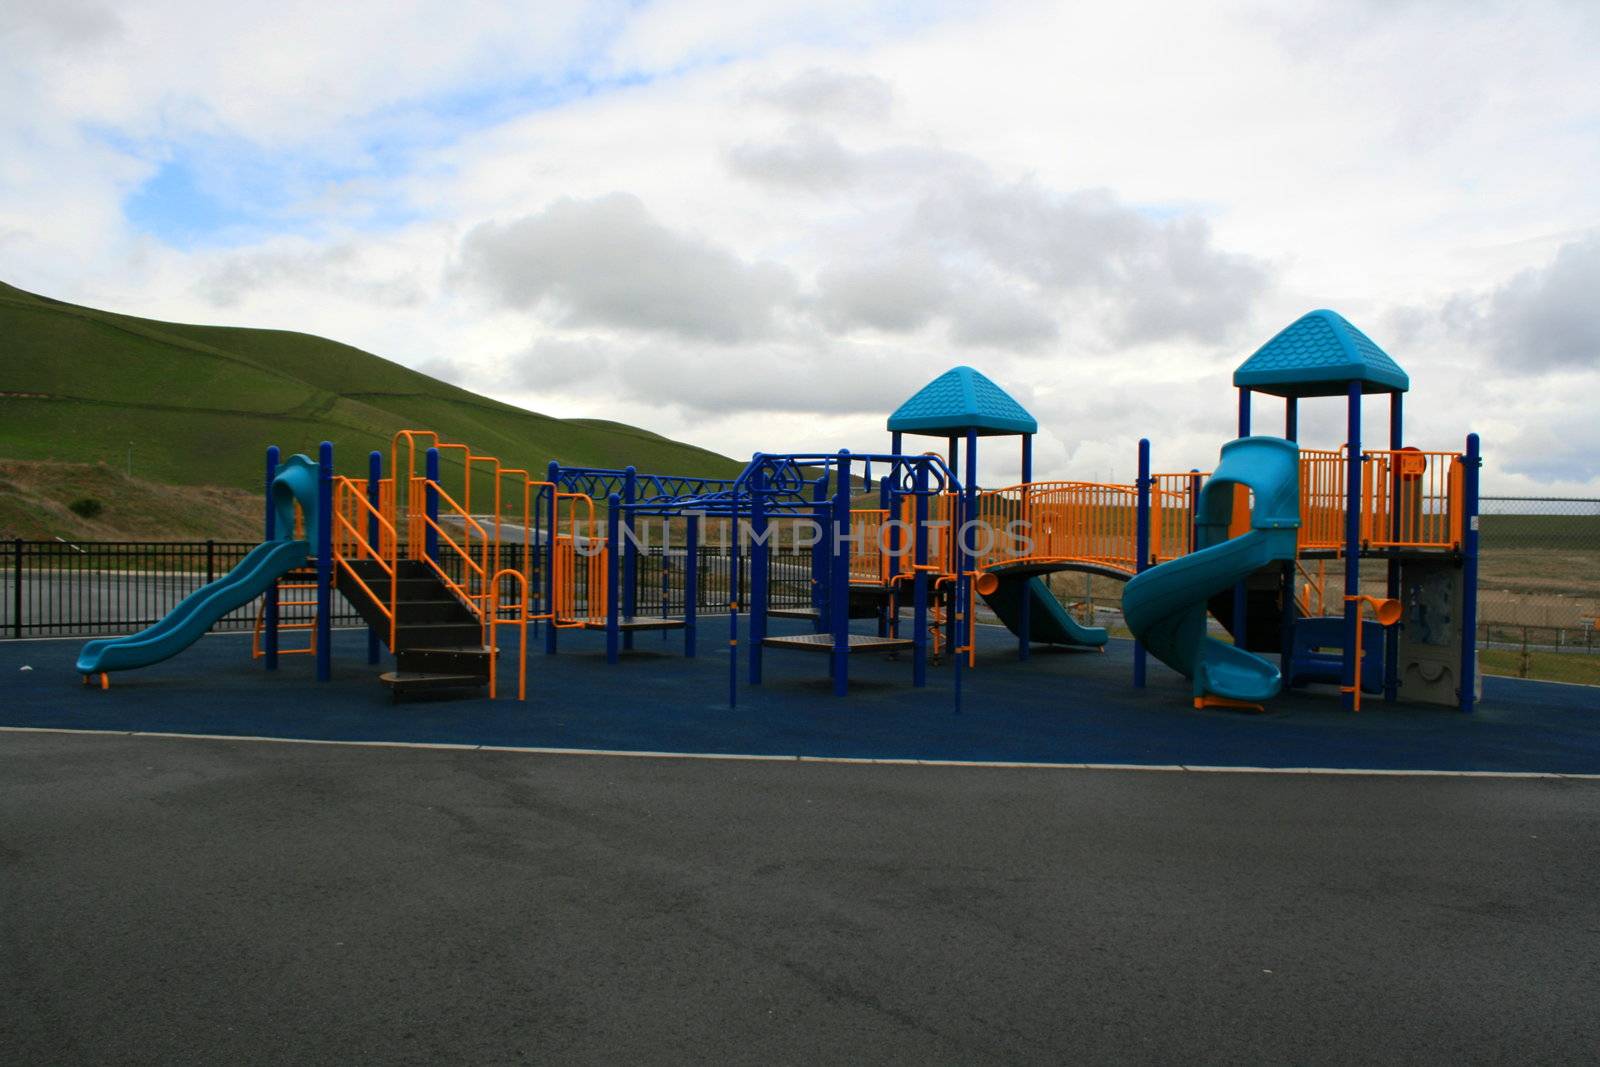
[4, 621, 1598, 773]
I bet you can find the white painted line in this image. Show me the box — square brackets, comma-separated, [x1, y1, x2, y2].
[486, 744, 796, 762]
[0, 725, 136, 736]
[5, 725, 1600, 780]
[131, 730, 480, 752]
[1178, 764, 1578, 779]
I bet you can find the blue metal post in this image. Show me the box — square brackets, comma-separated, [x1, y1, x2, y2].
[1233, 389, 1251, 644]
[912, 461, 930, 688]
[532, 484, 547, 641]
[545, 461, 559, 655]
[1459, 432, 1481, 712]
[1134, 438, 1150, 687]
[622, 466, 637, 649]
[1342, 382, 1362, 711]
[876, 469, 893, 637]
[946, 430, 959, 652]
[684, 514, 699, 657]
[315, 441, 333, 682]
[811, 475, 829, 632]
[942, 437, 958, 659]
[660, 516, 670, 641]
[831, 452, 852, 696]
[366, 450, 381, 665]
[424, 448, 440, 564]
[888, 434, 904, 638]
[1019, 434, 1032, 660]
[960, 429, 978, 707]
[1282, 402, 1299, 679]
[1188, 470, 1202, 554]
[728, 501, 741, 708]
[264, 446, 280, 671]
[942, 433, 971, 656]
[605, 492, 621, 663]
[1385, 392, 1403, 701]
[748, 461, 767, 684]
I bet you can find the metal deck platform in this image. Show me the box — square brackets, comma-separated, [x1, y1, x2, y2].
[579, 617, 688, 632]
[761, 633, 914, 654]
[768, 608, 821, 621]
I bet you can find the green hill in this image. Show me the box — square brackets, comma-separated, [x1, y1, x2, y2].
[0, 280, 740, 495]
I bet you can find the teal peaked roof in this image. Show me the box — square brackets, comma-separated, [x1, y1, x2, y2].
[887, 366, 1037, 436]
[1234, 310, 1409, 397]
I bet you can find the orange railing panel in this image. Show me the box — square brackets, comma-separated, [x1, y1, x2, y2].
[1362, 449, 1464, 549]
[1151, 472, 1205, 562]
[849, 508, 890, 585]
[1298, 448, 1347, 552]
[976, 481, 1140, 575]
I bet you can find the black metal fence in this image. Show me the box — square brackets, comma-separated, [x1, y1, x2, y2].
[2, 539, 817, 639]
[1, 540, 366, 640]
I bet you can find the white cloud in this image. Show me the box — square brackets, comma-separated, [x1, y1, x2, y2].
[813, 254, 951, 333]
[455, 192, 798, 343]
[0, 0, 1596, 494]
[1477, 236, 1600, 372]
[745, 68, 895, 123]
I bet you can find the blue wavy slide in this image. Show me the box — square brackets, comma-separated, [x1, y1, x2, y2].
[76, 451, 321, 679]
[1122, 436, 1300, 705]
[75, 539, 310, 677]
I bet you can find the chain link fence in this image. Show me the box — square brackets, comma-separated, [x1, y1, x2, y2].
[1038, 496, 1600, 688]
[1476, 497, 1600, 685]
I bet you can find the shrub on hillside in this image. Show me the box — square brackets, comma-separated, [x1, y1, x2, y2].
[69, 497, 104, 519]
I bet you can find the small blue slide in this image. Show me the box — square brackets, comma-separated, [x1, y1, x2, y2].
[76, 453, 320, 679]
[981, 572, 1108, 647]
[1122, 436, 1300, 706]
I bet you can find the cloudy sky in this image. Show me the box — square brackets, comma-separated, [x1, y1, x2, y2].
[3, 0, 1597, 491]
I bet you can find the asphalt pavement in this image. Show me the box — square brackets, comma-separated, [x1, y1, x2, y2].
[3, 731, 1597, 1064]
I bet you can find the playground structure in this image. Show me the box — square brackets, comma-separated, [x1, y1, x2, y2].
[1123, 309, 1480, 714]
[74, 309, 1479, 715]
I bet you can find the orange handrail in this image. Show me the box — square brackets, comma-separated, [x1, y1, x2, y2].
[489, 568, 529, 700]
[412, 479, 493, 655]
[380, 428, 633, 695]
[331, 475, 400, 648]
[1296, 558, 1327, 616]
[1341, 594, 1402, 711]
[391, 430, 440, 546]
[252, 580, 318, 658]
[935, 570, 990, 668]
[552, 491, 600, 626]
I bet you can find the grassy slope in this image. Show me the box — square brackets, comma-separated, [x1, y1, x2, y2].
[0, 281, 741, 496]
[0, 460, 264, 540]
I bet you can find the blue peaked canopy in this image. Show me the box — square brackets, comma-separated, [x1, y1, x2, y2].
[887, 366, 1038, 437]
[1234, 310, 1410, 397]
